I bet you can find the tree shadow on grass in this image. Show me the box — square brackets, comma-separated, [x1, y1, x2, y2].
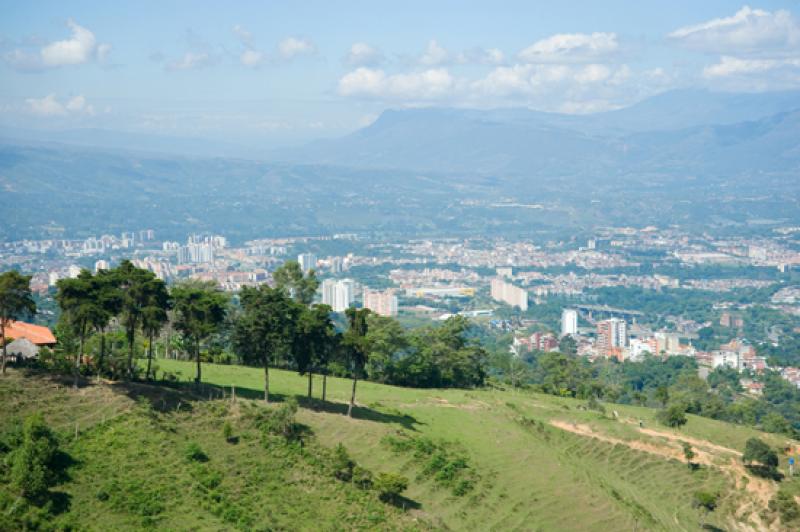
[106, 379, 423, 431]
[745, 464, 784, 481]
[385, 494, 422, 511]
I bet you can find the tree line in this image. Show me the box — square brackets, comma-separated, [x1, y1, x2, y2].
[0, 261, 487, 414]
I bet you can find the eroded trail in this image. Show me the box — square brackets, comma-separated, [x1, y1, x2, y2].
[549, 419, 780, 531]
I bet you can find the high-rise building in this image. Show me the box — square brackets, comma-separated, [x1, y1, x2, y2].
[321, 278, 354, 312]
[363, 289, 398, 317]
[561, 309, 578, 337]
[496, 267, 513, 279]
[655, 332, 681, 355]
[298, 253, 317, 273]
[597, 318, 627, 356]
[490, 278, 528, 311]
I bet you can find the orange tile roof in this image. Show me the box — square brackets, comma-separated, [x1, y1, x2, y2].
[2, 320, 56, 346]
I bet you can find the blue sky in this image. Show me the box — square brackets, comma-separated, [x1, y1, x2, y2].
[1, 1, 799, 146]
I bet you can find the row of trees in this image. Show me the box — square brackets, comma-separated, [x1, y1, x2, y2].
[1, 261, 487, 416]
[492, 348, 800, 437]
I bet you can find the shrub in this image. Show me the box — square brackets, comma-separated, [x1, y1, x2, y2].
[185, 442, 209, 462]
[656, 403, 687, 428]
[374, 473, 408, 503]
[262, 398, 300, 441]
[383, 433, 477, 496]
[332, 443, 354, 481]
[9, 414, 59, 502]
[222, 421, 234, 442]
[692, 491, 718, 512]
[770, 490, 800, 524]
[352, 466, 374, 490]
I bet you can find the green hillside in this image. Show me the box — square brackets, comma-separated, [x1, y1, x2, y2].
[2, 362, 799, 531]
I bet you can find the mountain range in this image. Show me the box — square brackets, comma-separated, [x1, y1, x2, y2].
[274, 89, 800, 176]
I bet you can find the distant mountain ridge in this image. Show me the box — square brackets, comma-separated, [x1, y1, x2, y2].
[274, 89, 800, 175]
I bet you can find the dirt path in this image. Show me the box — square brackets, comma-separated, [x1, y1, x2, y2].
[549, 419, 780, 531]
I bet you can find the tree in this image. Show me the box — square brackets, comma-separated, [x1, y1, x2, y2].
[294, 304, 336, 398]
[559, 334, 577, 356]
[374, 472, 408, 503]
[743, 437, 779, 477]
[343, 307, 370, 417]
[364, 314, 409, 383]
[656, 402, 688, 428]
[233, 285, 300, 402]
[141, 281, 170, 380]
[654, 385, 670, 407]
[116, 261, 167, 379]
[90, 269, 122, 379]
[0, 270, 36, 375]
[692, 490, 718, 527]
[171, 281, 228, 387]
[9, 414, 59, 502]
[272, 260, 319, 305]
[681, 441, 696, 469]
[56, 270, 102, 388]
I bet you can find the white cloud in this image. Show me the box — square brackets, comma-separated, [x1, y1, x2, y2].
[25, 94, 95, 117]
[240, 49, 264, 67]
[345, 42, 383, 66]
[518, 32, 619, 63]
[4, 19, 110, 70]
[41, 20, 96, 66]
[338, 67, 454, 100]
[167, 52, 213, 71]
[96, 43, 112, 63]
[26, 94, 66, 116]
[232, 25, 253, 46]
[704, 55, 800, 77]
[419, 39, 450, 66]
[669, 6, 800, 56]
[279, 37, 316, 59]
[456, 47, 506, 65]
[574, 64, 611, 83]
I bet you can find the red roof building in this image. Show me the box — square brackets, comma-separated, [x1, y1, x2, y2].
[2, 320, 57, 346]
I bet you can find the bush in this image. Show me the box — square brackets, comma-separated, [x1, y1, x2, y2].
[383, 433, 477, 496]
[222, 421, 234, 442]
[374, 472, 408, 503]
[352, 466, 374, 490]
[262, 398, 301, 441]
[8, 414, 60, 502]
[692, 491, 718, 512]
[656, 403, 688, 428]
[332, 443, 354, 481]
[185, 442, 209, 462]
[770, 490, 800, 524]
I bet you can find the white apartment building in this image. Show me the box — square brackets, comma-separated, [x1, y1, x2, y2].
[490, 278, 528, 311]
[561, 309, 578, 337]
[363, 289, 398, 317]
[321, 278, 354, 312]
[298, 253, 317, 273]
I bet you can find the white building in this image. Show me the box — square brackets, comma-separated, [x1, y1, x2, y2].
[94, 260, 110, 273]
[561, 309, 578, 337]
[655, 332, 681, 355]
[363, 289, 398, 317]
[321, 278, 354, 312]
[298, 253, 317, 273]
[712, 350, 739, 370]
[490, 278, 528, 311]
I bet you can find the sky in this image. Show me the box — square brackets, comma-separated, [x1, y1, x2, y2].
[1, 1, 799, 147]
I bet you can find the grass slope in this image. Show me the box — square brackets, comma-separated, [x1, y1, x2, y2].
[3, 361, 799, 531]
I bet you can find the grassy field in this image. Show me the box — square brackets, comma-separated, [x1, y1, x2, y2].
[2, 360, 800, 531]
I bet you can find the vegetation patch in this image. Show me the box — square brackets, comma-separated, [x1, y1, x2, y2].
[383, 431, 479, 497]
